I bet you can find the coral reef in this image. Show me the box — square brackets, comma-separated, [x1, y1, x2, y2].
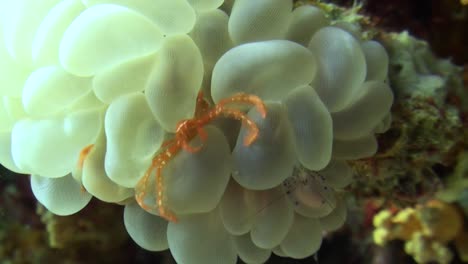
[350, 30, 466, 208]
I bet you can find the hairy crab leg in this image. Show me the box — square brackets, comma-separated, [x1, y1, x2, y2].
[181, 139, 203, 153]
[155, 161, 177, 223]
[135, 165, 155, 211]
[194, 91, 211, 118]
[77, 144, 94, 168]
[193, 93, 266, 146]
[76, 144, 95, 193]
[135, 141, 180, 223]
[219, 108, 261, 146]
[181, 92, 266, 150]
[178, 126, 209, 153]
[196, 126, 208, 141]
[216, 93, 267, 119]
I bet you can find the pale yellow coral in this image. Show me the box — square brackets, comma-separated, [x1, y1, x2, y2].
[372, 200, 465, 264]
[416, 200, 462, 243]
[404, 232, 453, 264]
[391, 208, 422, 241]
[372, 208, 421, 244]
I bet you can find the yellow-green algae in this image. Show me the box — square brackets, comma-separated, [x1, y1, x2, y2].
[350, 31, 466, 207]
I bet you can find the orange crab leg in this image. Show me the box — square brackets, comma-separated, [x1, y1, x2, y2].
[220, 108, 261, 146]
[181, 139, 203, 153]
[135, 142, 180, 222]
[194, 91, 211, 118]
[77, 144, 94, 169]
[155, 162, 177, 223]
[76, 144, 95, 193]
[196, 126, 208, 142]
[135, 166, 153, 211]
[194, 93, 266, 146]
[216, 93, 267, 118]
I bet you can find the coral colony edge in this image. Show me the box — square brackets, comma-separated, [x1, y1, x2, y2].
[3, 0, 466, 263]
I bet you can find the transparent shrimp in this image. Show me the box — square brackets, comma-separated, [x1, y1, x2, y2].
[217, 164, 343, 251]
[236, 164, 342, 226]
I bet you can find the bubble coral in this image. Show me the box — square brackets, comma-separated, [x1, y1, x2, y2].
[0, 0, 393, 263]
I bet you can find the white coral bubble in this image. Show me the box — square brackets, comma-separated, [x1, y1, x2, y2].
[145, 34, 203, 132]
[375, 113, 392, 134]
[32, 0, 85, 66]
[93, 53, 156, 103]
[220, 181, 295, 249]
[333, 134, 378, 160]
[319, 160, 353, 189]
[168, 208, 237, 264]
[308, 26, 366, 112]
[332, 21, 362, 41]
[80, 131, 133, 203]
[211, 40, 316, 102]
[220, 180, 256, 235]
[31, 174, 92, 216]
[124, 201, 169, 251]
[233, 102, 295, 190]
[284, 85, 333, 171]
[228, 0, 292, 44]
[105, 93, 164, 188]
[22, 66, 92, 116]
[0, 99, 16, 132]
[332, 81, 393, 140]
[164, 126, 232, 214]
[2, 97, 27, 121]
[280, 215, 322, 259]
[234, 233, 272, 264]
[0, 131, 23, 173]
[272, 246, 288, 257]
[187, 0, 224, 11]
[285, 5, 330, 46]
[0, 37, 31, 97]
[250, 187, 294, 249]
[59, 4, 164, 76]
[361, 40, 389, 81]
[81, 0, 196, 35]
[189, 9, 232, 72]
[319, 197, 347, 232]
[11, 109, 102, 177]
[2, 0, 60, 65]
